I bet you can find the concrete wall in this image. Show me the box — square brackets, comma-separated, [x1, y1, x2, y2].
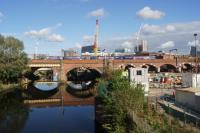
[192, 74, 200, 88]
[175, 89, 200, 112]
[182, 73, 193, 87]
[195, 93, 200, 111]
[182, 73, 200, 88]
[175, 90, 196, 108]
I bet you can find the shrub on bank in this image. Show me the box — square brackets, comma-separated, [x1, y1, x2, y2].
[96, 70, 199, 133]
[96, 70, 145, 132]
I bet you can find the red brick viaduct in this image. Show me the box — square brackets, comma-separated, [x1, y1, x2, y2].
[28, 57, 196, 81]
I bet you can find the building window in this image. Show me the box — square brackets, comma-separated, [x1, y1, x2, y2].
[137, 70, 142, 75]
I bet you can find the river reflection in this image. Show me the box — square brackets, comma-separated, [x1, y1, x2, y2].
[0, 82, 95, 133]
[21, 106, 95, 133]
[24, 82, 59, 99]
[0, 90, 29, 133]
[34, 81, 59, 91]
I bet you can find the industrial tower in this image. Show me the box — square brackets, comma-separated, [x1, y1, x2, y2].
[93, 18, 99, 56]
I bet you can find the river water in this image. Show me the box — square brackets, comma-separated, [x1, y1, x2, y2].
[0, 82, 95, 133]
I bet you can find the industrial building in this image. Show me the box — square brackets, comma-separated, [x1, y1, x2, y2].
[81, 45, 94, 54]
[81, 19, 100, 56]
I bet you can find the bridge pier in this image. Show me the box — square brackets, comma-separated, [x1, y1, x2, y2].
[178, 66, 182, 73]
[157, 67, 160, 73]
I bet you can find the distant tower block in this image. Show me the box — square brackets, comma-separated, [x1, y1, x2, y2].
[93, 19, 99, 56]
[138, 40, 148, 52]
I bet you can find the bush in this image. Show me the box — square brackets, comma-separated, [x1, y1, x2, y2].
[96, 70, 145, 132]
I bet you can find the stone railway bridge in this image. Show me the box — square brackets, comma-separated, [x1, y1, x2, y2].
[28, 58, 196, 81]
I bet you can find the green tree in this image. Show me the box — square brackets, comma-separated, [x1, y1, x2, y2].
[0, 35, 28, 84]
[96, 70, 145, 133]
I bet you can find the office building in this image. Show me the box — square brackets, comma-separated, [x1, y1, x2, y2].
[63, 49, 79, 57]
[135, 40, 148, 53]
[115, 48, 131, 53]
[190, 46, 200, 57]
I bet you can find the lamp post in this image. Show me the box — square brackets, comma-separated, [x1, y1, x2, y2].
[194, 33, 198, 88]
[102, 49, 106, 73]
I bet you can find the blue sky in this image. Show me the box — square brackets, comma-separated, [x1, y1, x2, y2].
[0, 0, 200, 56]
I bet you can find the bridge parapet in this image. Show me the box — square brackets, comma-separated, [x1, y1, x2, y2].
[29, 59, 61, 64]
[62, 60, 104, 64]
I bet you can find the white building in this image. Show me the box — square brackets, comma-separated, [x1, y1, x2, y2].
[128, 67, 149, 96]
[182, 73, 200, 88]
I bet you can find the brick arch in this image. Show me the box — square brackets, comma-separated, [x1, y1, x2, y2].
[160, 64, 177, 72]
[181, 63, 193, 72]
[64, 66, 102, 82]
[64, 66, 103, 76]
[141, 64, 158, 73]
[124, 64, 136, 70]
[27, 67, 60, 81]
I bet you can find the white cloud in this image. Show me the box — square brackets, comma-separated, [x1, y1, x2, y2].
[142, 24, 176, 34]
[101, 21, 200, 54]
[24, 28, 51, 39]
[136, 6, 165, 19]
[0, 12, 4, 22]
[121, 41, 133, 48]
[24, 24, 65, 42]
[109, 36, 134, 41]
[166, 25, 176, 32]
[188, 40, 200, 47]
[47, 34, 64, 42]
[75, 42, 82, 49]
[82, 35, 94, 42]
[159, 41, 175, 49]
[88, 8, 106, 17]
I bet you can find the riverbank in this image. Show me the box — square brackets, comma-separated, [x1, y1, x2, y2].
[0, 83, 20, 94]
[95, 70, 200, 133]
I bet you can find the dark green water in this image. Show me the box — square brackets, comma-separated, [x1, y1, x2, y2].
[0, 83, 95, 133]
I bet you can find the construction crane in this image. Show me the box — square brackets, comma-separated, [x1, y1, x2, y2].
[93, 18, 99, 56]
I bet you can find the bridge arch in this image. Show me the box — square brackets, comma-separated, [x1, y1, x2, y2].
[142, 64, 158, 73]
[65, 66, 102, 76]
[66, 66, 101, 90]
[66, 66, 102, 81]
[160, 64, 177, 73]
[182, 63, 193, 72]
[125, 64, 135, 70]
[25, 67, 57, 81]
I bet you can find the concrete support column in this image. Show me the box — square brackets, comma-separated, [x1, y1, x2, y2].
[157, 67, 160, 73]
[60, 60, 66, 82]
[178, 66, 182, 73]
[53, 69, 58, 81]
